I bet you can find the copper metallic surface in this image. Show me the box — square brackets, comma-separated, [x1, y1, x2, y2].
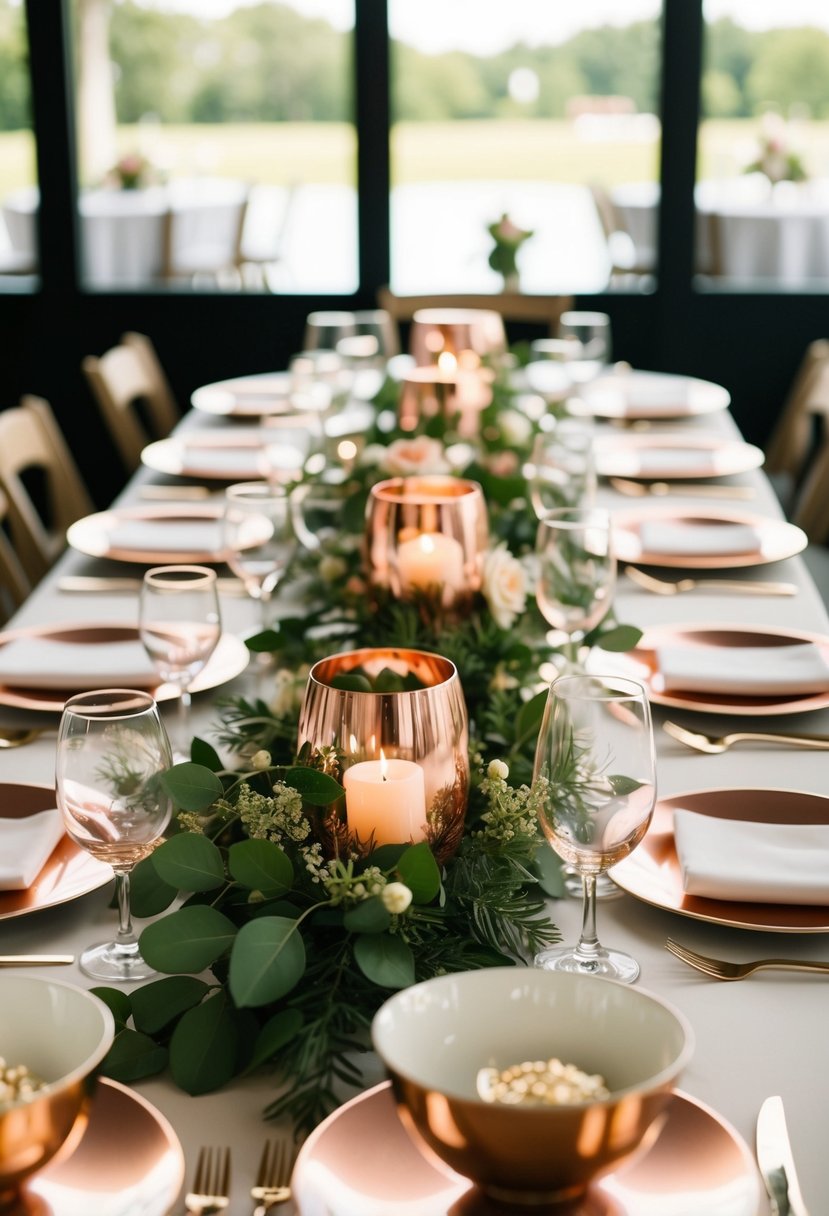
[297, 648, 469, 858]
[398, 367, 494, 438]
[409, 309, 506, 367]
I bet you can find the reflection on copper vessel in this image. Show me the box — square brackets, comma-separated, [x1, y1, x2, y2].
[409, 309, 507, 367]
[297, 648, 469, 860]
[399, 366, 494, 438]
[366, 477, 489, 618]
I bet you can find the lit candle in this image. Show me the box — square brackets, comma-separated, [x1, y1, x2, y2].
[343, 751, 428, 845]
[396, 532, 465, 595]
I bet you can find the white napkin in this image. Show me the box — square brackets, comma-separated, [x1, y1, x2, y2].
[587, 374, 692, 418]
[639, 521, 761, 556]
[0, 809, 65, 890]
[673, 808, 829, 904]
[0, 637, 158, 689]
[632, 448, 713, 475]
[182, 446, 269, 476]
[107, 520, 223, 553]
[657, 642, 829, 696]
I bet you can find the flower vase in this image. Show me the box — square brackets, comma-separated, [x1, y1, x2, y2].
[502, 271, 520, 293]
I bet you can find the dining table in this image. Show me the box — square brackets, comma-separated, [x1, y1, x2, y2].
[0, 360, 827, 1215]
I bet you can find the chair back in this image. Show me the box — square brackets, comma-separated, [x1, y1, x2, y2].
[765, 339, 829, 479]
[377, 287, 573, 338]
[0, 396, 94, 582]
[0, 485, 31, 622]
[165, 181, 250, 280]
[82, 332, 179, 472]
[789, 358, 829, 544]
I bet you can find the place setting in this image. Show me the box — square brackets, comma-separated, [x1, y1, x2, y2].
[594, 430, 765, 481]
[579, 366, 732, 422]
[611, 505, 808, 569]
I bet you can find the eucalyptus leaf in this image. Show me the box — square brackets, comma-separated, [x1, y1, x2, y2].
[593, 624, 643, 653]
[139, 905, 237, 973]
[228, 839, 293, 895]
[129, 856, 179, 918]
[190, 737, 224, 772]
[131, 976, 211, 1035]
[516, 690, 548, 742]
[161, 762, 224, 811]
[343, 896, 391, 934]
[365, 844, 408, 870]
[284, 766, 344, 807]
[372, 667, 407, 692]
[397, 842, 441, 904]
[169, 992, 238, 1094]
[228, 916, 306, 1008]
[329, 673, 372, 692]
[90, 986, 132, 1027]
[354, 933, 415, 989]
[531, 846, 567, 899]
[608, 774, 644, 797]
[100, 1029, 168, 1083]
[243, 1008, 304, 1074]
[245, 628, 284, 653]
[151, 833, 226, 892]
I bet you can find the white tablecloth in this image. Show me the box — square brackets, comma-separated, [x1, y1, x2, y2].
[1, 396, 827, 1213]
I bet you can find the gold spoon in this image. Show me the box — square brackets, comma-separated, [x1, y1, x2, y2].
[610, 476, 755, 500]
[624, 566, 798, 597]
[0, 726, 55, 749]
[664, 720, 829, 754]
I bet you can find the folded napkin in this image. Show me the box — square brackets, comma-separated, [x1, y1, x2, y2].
[632, 447, 713, 475]
[639, 521, 761, 556]
[588, 374, 692, 418]
[107, 520, 223, 554]
[0, 637, 158, 690]
[0, 809, 65, 890]
[674, 808, 829, 904]
[181, 447, 270, 476]
[657, 642, 829, 696]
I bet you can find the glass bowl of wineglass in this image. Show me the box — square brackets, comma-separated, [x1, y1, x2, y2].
[55, 688, 173, 982]
[139, 564, 221, 758]
[558, 311, 612, 383]
[222, 481, 299, 630]
[529, 420, 597, 518]
[535, 507, 615, 669]
[532, 673, 656, 983]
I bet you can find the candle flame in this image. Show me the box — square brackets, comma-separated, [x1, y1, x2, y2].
[437, 351, 457, 373]
[419, 534, 436, 554]
[380, 748, 388, 782]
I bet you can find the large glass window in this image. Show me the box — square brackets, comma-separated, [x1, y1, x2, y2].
[699, 0, 829, 287]
[0, 0, 38, 283]
[389, 0, 662, 295]
[69, 0, 356, 292]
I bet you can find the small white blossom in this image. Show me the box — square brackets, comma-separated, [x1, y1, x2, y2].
[382, 882, 413, 914]
[482, 543, 527, 629]
[319, 554, 347, 582]
[269, 668, 302, 718]
[236, 782, 310, 844]
[487, 759, 509, 781]
[360, 443, 388, 467]
[499, 408, 532, 447]
[251, 749, 272, 771]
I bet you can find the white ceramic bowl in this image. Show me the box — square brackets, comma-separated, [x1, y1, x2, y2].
[0, 975, 115, 1200]
[372, 966, 693, 1207]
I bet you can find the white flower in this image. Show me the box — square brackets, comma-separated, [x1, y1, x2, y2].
[251, 749, 272, 771]
[482, 544, 527, 629]
[269, 669, 299, 718]
[360, 443, 388, 467]
[487, 759, 509, 781]
[381, 436, 450, 477]
[499, 409, 532, 448]
[381, 881, 413, 914]
[319, 554, 347, 582]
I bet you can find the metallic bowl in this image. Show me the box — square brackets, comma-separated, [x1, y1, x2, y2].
[0, 976, 115, 1203]
[372, 967, 693, 1209]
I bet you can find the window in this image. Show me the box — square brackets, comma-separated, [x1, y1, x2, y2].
[0, 0, 38, 283]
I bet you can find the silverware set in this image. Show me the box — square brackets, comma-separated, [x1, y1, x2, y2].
[663, 719, 829, 753]
[624, 565, 798, 597]
[183, 1144, 293, 1214]
[610, 475, 755, 499]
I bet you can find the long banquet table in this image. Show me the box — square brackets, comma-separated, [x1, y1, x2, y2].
[1, 384, 828, 1214]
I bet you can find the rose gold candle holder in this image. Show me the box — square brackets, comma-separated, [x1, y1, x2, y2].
[409, 308, 507, 366]
[297, 647, 469, 860]
[398, 366, 494, 438]
[366, 476, 489, 616]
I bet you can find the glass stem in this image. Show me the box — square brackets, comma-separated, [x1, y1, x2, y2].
[178, 687, 191, 756]
[576, 873, 602, 968]
[565, 635, 580, 667]
[114, 869, 136, 946]
[259, 590, 272, 632]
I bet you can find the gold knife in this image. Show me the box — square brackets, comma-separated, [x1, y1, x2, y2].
[756, 1095, 810, 1216]
[0, 955, 75, 966]
[57, 576, 246, 596]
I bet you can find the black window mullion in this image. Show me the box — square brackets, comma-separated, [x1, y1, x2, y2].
[355, 0, 390, 294]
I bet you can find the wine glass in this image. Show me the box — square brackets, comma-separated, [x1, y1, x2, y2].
[529, 420, 596, 518]
[223, 481, 298, 630]
[558, 311, 612, 383]
[55, 688, 173, 981]
[535, 507, 615, 669]
[532, 673, 656, 983]
[139, 565, 221, 759]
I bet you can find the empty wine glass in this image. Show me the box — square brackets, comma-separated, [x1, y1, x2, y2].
[223, 481, 298, 630]
[529, 420, 596, 518]
[56, 688, 173, 981]
[536, 507, 615, 669]
[532, 673, 656, 982]
[139, 565, 221, 759]
[558, 311, 612, 383]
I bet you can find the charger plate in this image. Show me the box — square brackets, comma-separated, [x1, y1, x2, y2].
[292, 1080, 760, 1216]
[0, 782, 110, 921]
[582, 369, 730, 421]
[0, 622, 249, 713]
[24, 1078, 185, 1216]
[612, 506, 807, 569]
[594, 432, 763, 480]
[612, 787, 829, 932]
[67, 503, 226, 564]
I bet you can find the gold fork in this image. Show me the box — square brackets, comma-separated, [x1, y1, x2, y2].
[663, 720, 829, 754]
[251, 1141, 293, 1214]
[609, 476, 755, 500]
[624, 566, 797, 597]
[665, 938, 829, 981]
[184, 1146, 231, 1214]
[0, 726, 55, 749]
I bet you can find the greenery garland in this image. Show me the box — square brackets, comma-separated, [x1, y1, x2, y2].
[92, 358, 642, 1136]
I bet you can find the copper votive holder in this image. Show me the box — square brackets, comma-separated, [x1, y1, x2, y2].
[409, 308, 507, 367]
[398, 366, 494, 438]
[366, 476, 489, 615]
[297, 648, 469, 859]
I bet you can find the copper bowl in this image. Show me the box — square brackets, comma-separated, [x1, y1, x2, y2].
[0, 976, 115, 1204]
[372, 967, 693, 1209]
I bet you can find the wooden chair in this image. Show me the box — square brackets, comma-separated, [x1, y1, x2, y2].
[0, 485, 31, 623]
[377, 286, 573, 337]
[163, 184, 250, 288]
[82, 332, 179, 472]
[587, 183, 654, 281]
[765, 339, 829, 481]
[0, 396, 94, 584]
[787, 357, 829, 545]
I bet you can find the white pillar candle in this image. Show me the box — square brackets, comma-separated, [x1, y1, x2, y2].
[343, 754, 428, 846]
[396, 532, 465, 595]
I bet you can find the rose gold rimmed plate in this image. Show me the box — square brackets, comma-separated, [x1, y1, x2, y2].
[67, 503, 226, 564]
[292, 1081, 761, 1215]
[583, 369, 731, 421]
[25, 1077, 185, 1215]
[612, 787, 829, 932]
[612, 506, 807, 569]
[594, 432, 763, 480]
[0, 622, 249, 713]
[610, 622, 829, 716]
[141, 427, 309, 481]
[191, 371, 295, 416]
[0, 782, 110, 921]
